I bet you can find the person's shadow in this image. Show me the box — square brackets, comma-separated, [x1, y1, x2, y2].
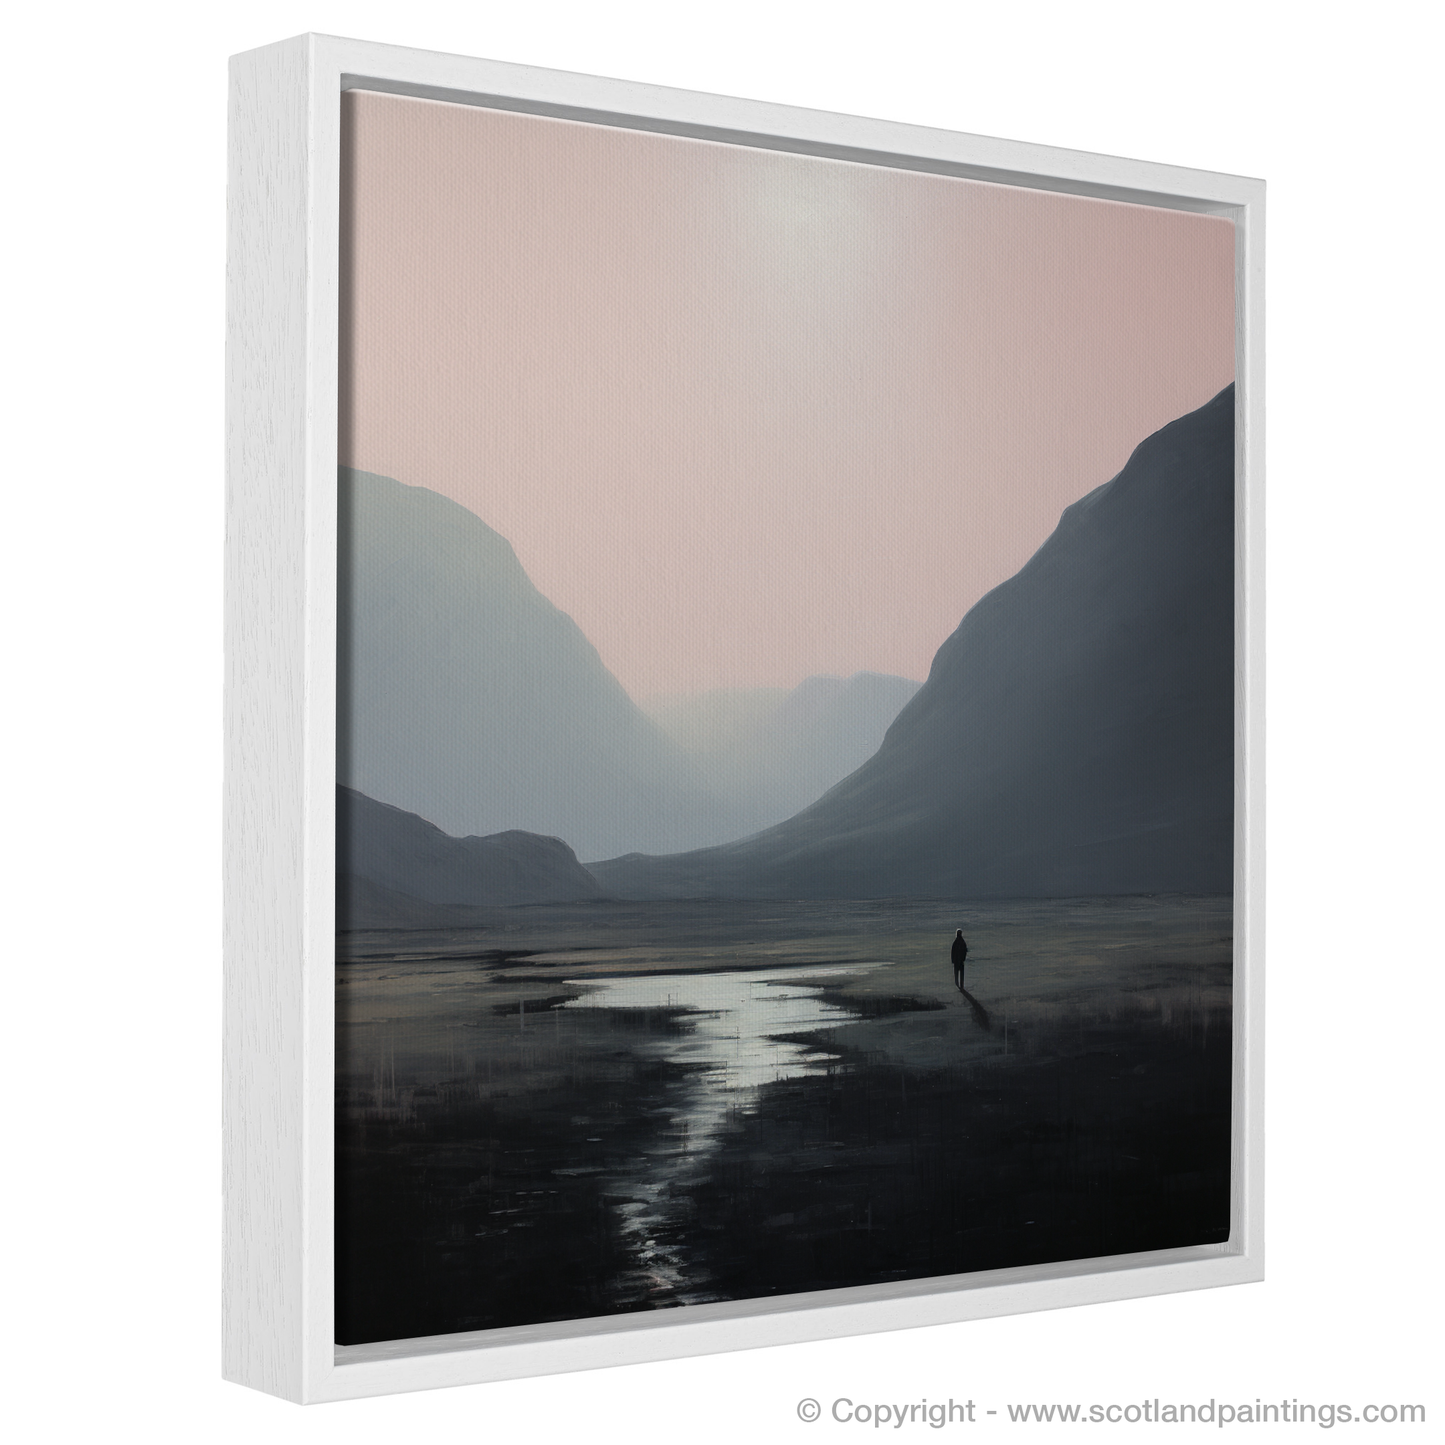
[957, 986, 991, 1033]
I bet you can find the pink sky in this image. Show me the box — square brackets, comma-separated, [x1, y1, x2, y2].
[340, 90, 1234, 699]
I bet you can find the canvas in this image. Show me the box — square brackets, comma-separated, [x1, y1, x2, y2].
[332, 87, 1236, 1350]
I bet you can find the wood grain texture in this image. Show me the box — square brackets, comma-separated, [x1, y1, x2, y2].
[224, 31, 1265, 1403]
[224, 33, 333, 1403]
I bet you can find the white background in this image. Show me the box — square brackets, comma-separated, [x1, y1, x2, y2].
[5, 1, 1442, 1439]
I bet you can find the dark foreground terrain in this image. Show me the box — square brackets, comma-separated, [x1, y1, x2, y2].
[335, 895, 1232, 1346]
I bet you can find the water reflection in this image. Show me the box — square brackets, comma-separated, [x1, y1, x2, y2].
[561, 964, 876, 1300]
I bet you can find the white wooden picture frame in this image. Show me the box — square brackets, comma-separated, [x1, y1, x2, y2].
[224, 31, 1264, 1404]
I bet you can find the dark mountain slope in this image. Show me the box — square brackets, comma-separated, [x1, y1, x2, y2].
[337, 785, 601, 919]
[590, 385, 1235, 899]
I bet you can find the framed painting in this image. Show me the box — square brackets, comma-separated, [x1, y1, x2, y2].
[224, 32, 1264, 1403]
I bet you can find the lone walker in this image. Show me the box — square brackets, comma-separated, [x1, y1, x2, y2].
[951, 929, 968, 991]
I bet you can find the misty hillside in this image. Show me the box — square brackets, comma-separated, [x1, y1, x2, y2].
[338, 469, 742, 859]
[644, 672, 921, 835]
[336, 785, 601, 927]
[591, 385, 1236, 900]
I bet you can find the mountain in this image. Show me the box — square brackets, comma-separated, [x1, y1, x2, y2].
[642, 686, 789, 759]
[644, 672, 922, 836]
[338, 468, 740, 859]
[336, 785, 601, 924]
[590, 385, 1236, 899]
[337, 874, 514, 932]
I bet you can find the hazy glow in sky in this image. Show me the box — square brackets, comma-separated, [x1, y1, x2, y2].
[340, 91, 1234, 699]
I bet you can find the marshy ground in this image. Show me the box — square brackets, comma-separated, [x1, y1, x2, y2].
[335, 894, 1232, 1346]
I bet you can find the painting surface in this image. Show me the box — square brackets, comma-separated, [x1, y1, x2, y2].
[335, 89, 1236, 1346]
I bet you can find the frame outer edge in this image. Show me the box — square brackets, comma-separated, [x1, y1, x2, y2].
[223, 34, 313, 1402]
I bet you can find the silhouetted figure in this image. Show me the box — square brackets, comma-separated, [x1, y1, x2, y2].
[951, 929, 968, 990]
